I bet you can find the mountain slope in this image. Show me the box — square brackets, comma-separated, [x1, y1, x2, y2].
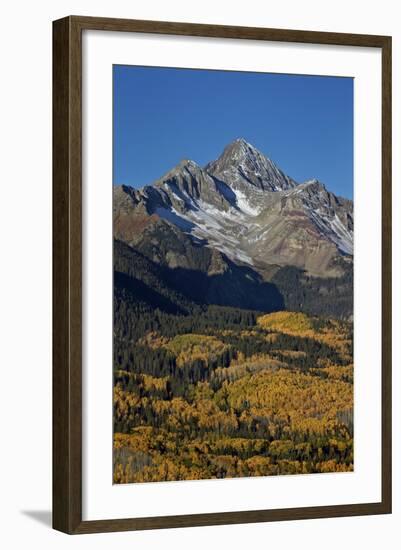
[114, 139, 353, 279]
[205, 138, 297, 193]
[115, 237, 284, 313]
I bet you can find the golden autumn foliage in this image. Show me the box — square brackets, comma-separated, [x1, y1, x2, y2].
[212, 353, 286, 384]
[114, 311, 354, 483]
[221, 369, 353, 425]
[257, 311, 353, 360]
[138, 331, 169, 349]
[164, 334, 229, 367]
[257, 311, 315, 334]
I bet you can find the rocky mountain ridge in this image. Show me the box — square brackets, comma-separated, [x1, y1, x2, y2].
[114, 138, 353, 279]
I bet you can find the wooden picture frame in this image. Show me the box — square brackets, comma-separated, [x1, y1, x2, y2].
[53, 15, 392, 534]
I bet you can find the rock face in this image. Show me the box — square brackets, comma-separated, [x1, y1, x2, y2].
[205, 138, 297, 192]
[114, 139, 353, 279]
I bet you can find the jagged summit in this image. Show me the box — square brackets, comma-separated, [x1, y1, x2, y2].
[156, 158, 203, 181]
[153, 155, 234, 213]
[233, 137, 252, 146]
[114, 138, 353, 277]
[219, 137, 260, 160]
[177, 158, 201, 170]
[205, 138, 297, 192]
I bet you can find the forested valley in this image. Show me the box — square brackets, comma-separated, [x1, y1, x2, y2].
[113, 240, 354, 483]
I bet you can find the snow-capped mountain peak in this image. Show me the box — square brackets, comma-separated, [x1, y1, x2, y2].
[114, 139, 353, 278]
[205, 138, 297, 193]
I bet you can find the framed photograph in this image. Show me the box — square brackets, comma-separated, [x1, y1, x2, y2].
[53, 16, 392, 534]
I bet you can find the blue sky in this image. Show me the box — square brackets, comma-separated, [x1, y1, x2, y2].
[113, 65, 353, 199]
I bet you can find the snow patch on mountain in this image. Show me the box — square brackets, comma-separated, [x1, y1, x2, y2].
[155, 207, 195, 232]
[307, 209, 353, 255]
[117, 138, 353, 276]
[327, 215, 353, 255]
[234, 189, 261, 216]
